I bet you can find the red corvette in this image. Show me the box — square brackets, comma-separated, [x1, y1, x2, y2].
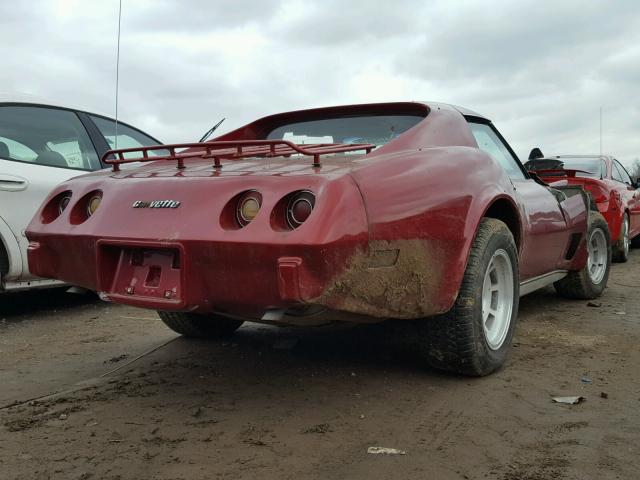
[25, 102, 612, 376]
[524, 153, 640, 262]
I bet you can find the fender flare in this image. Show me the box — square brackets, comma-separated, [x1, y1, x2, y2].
[622, 208, 630, 238]
[434, 190, 521, 313]
[479, 194, 522, 250]
[463, 190, 521, 263]
[609, 207, 630, 244]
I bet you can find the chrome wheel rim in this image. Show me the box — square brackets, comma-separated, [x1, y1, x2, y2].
[622, 216, 630, 256]
[481, 249, 514, 351]
[588, 228, 607, 284]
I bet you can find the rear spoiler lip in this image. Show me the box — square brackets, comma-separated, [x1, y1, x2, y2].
[526, 168, 595, 178]
[101, 140, 376, 172]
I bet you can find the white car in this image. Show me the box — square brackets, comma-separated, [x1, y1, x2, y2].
[0, 100, 162, 293]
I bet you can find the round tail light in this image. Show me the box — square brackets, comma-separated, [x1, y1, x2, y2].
[87, 193, 102, 216]
[58, 194, 71, 215]
[236, 190, 262, 227]
[41, 190, 73, 224]
[286, 191, 315, 229]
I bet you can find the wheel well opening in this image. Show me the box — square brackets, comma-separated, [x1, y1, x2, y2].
[484, 200, 521, 250]
[0, 237, 8, 277]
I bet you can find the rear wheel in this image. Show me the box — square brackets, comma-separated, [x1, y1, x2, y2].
[416, 218, 519, 376]
[554, 212, 611, 299]
[612, 213, 630, 263]
[157, 311, 243, 338]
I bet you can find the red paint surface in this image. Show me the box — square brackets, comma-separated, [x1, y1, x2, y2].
[26, 102, 593, 319]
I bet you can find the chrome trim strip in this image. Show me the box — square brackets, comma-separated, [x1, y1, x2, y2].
[519, 270, 568, 297]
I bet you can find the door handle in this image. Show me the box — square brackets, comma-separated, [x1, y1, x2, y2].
[0, 175, 28, 191]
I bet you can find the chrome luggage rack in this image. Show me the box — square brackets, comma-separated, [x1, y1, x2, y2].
[102, 140, 375, 171]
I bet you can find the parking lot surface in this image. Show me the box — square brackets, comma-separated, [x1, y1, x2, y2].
[1, 255, 640, 480]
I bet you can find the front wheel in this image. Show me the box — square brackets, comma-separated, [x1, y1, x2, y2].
[554, 212, 611, 299]
[157, 311, 244, 338]
[417, 218, 519, 376]
[612, 213, 630, 263]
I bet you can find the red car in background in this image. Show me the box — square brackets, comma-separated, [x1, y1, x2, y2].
[25, 102, 612, 376]
[525, 154, 640, 262]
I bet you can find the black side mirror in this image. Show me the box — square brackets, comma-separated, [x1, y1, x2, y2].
[528, 147, 544, 160]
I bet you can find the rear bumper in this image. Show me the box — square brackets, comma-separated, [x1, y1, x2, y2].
[27, 234, 453, 319]
[28, 229, 366, 313]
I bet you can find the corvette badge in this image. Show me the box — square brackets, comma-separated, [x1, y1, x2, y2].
[132, 200, 181, 209]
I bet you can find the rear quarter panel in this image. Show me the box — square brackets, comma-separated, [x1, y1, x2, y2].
[350, 146, 519, 314]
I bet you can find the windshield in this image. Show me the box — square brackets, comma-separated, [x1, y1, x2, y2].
[524, 157, 602, 178]
[266, 114, 425, 148]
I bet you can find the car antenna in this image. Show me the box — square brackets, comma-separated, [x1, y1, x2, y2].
[599, 106, 603, 156]
[199, 118, 226, 143]
[114, 0, 123, 149]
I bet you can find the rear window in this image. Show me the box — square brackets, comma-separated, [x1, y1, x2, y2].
[266, 115, 425, 147]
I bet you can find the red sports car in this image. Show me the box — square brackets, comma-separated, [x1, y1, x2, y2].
[524, 153, 640, 262]
[25, 102, 611, 376]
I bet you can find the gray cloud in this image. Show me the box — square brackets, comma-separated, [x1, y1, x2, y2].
[1, 0, 638, 166]
[270, 0, 430, 46]
[126, 0, 283, 31]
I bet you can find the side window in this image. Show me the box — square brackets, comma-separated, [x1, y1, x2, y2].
[46, 140, 85, 169]
[614, 160, 632, 185]
[611, 161, 625, 183]
[89, 115, 163, 159]
[0, 106, 100, 170]
[0, 136, 37, 161]
[468, 122, 525, 180]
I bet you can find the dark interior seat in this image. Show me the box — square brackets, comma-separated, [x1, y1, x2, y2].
[35, 150, 67, 168]
[0, 141, 9, 158]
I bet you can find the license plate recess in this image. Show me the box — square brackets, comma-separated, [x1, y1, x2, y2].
[97, 243, 183, 307]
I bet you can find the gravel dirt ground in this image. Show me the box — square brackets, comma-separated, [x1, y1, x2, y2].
[1, 254, 640, 480]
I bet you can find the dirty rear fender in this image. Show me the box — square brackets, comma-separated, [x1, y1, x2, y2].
[347, 146, 516, 317]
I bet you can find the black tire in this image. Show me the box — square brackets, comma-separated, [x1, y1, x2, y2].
[554, 212, 611, 299]
[612, 213, 629, 263]
[416, 218, 519, 377]
[157, 311, 243, 338]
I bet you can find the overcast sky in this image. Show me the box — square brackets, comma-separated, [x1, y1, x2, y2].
[1, 0, 639, 166]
